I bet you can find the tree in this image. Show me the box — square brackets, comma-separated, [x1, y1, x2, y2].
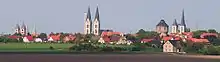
[136, 29, 145, 34]
[192, 30, 207, 38]
[126, 34, 137, 42]
[208, 29, 217, 33]
[38, 33, 47, 41]
[13, 33, 22, 36]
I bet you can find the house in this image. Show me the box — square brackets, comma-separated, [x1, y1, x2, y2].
[156, 19, 169, 34]
[141, 39, 154, 43]
[98, 37, 105, 43]
[48, 34, 60, 42]
[35, 38, 42, 42]
[163, 40, 182, 53]
[23, 36, 34, 43]
[63, 35, 76, 43]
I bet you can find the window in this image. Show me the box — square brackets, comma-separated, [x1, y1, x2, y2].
[87, 25, 89, 28]
[169, 49, 171, 52]
[168, 45, 171, 48]
[95, 30, 97, 33]
[87, 29, 89, 33]
[95, 25, 97, 28]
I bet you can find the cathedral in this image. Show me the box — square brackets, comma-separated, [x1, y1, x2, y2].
[171, 10, 189, 34]
[84, 5, 100, 35]
[15, 22, 28, 36]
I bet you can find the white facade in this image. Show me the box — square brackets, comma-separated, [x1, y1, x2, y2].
[98, 37, 105, 43]
[23, 37, 30, 43]
[93, 19, 100, 35]
[171, 26, 178, 33]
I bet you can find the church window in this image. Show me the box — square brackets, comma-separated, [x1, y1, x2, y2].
[95, 30, 97, 33]
[87, 29, 89, 33]
[87, 25, 89, 28]
[95, 25, 97, 28]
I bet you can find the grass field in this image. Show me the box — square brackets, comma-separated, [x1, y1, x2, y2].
[0, 43, 74, 52]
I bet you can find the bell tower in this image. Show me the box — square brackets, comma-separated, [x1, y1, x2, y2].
[171, 19, 178, 33]
[84, 6, 92, 34]
[93, 5, 100, 35]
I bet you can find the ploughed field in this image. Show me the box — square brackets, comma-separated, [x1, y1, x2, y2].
[0, 54, 219, 62]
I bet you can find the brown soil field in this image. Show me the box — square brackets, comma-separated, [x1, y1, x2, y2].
[0, 54, 219, 62]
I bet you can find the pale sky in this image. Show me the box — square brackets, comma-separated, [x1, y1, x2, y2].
[0, 0, 219, 34]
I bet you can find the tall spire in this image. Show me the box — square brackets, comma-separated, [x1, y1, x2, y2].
[180, 9, 186, 26]
[21, 21, 26, 29]
[86, 6, 92, 21]
[94, 4, 100, 21]
[172, 19, 178, 26]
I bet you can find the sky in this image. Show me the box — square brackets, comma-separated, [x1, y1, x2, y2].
[0, 0, 219, 34]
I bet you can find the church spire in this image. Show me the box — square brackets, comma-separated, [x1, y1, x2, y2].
[86, 6, 92, 21]
[180, 9, 186, 26]
[94, 4, 100, 21]
[172, 19, 178, 26]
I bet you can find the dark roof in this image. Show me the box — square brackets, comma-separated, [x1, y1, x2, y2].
[156, 19, 169, 27]
[172, 19, 178, 26]
[94, 6, 100, 21]
[169, 40, 177, 47]
[180, 10, 186, 26]
[86, 6, 92, 21]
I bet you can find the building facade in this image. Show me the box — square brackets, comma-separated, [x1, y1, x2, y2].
[156, 19, 169, 34]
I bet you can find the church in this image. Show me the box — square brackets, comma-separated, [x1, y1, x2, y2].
[14, 22, 28, 36]
[84, 5, 100, 36]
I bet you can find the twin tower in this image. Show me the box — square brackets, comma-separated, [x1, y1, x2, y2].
[84, 6, 100, 35]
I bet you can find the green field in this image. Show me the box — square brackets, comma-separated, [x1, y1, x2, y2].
[0, 43, 74, 52]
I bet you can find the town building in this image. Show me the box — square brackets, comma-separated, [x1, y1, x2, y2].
[156, 19, 169, 34]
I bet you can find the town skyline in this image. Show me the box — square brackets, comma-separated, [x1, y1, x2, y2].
[0, 0, 219, 34]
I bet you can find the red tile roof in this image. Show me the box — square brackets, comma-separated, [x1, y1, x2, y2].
[141, 39, 153, 43]
[48, 35, 60, 41]
[101, 32, 121, 36]
[102, 36, 110, 43]
[8, 35, 20, 39]
[200, 33, 218, 38]
[188, 38, 209, 43]
[25, 36, 34, 41]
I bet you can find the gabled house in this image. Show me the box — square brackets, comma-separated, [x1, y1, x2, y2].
[48, 34, 60, 42]
[63, 35, 76, 43]
[163, 40, 183, 53]
[35, 38, 43, 42]
[23, 36, 33, 43]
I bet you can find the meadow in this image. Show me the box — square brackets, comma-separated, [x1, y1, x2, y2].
[0, 43, 74, 52]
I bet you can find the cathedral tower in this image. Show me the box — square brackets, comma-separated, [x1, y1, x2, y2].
[179, 10, 186, 33]
[171, 19, 178, 33]
[93, 5, 100, 35]
[20, 22, 27, 35]
[15, 24, 20, 34]
[84, 6, 92, 34]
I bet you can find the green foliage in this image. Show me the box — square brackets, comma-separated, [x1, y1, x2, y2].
[200, 45, 220, 55]
[38, 33, 47, 41]
[192, 30, 207, 38]
[69, 42, 161, 52]
[136, 29, 159, 40]
[208, 29, 217, 33]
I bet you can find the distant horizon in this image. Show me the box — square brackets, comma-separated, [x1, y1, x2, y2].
[0, 0, 219, 34]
